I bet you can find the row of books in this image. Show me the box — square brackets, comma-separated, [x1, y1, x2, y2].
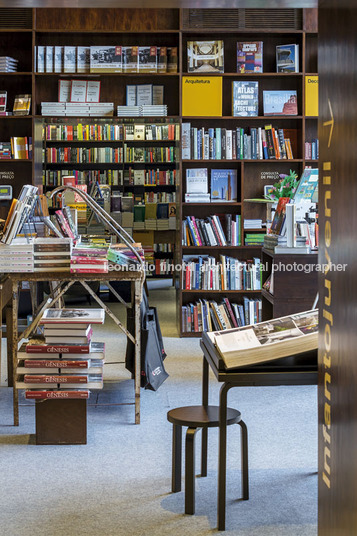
[140, 191, 176, 203]
[187, 40, 299, 74]
[182, 123, 296, 160]
[117, 105, 168, 117]
[17, 308, 105, 398]
[123, 145, 178, 163]
[44, 122, 179, 142]
[45, 146, 123, 164]
[148, 259, 174, 276]
[0, 56, 18, 73]
[41, 102, 114, 117]
[36, 45, 178, 74]
[0, 137, 32, 160]
[182, 297, 262, 334]
[126, 168, 176, 186]
[182, 214, 241, 247]
[43, 169, 122, 187]
[182, 255, 262, 291]
[304, 139, 319, 160]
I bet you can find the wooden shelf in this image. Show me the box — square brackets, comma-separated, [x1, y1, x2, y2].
[182, 115, 304, 120]
[182, 289, 261, 293]
[182, 202, 241, 206]
[182, 72, 303, 77]
[182, 158, 303, 163]
[35, 72, 179, 77]
[0, 159, 32, 162]
[0, 72, 32, 76]
[0, 115, 33, 119]
[182, 245, 259, 250]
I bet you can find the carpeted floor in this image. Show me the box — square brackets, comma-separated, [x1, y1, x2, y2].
[0, 283, 317, 536]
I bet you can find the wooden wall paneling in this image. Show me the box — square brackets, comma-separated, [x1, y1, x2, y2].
[303, 7, 318, 32]
[305, 33, 318, 73]
[34, 31, 180, 48]
[318, 3, 357, 535]
[35, 8, 180, 31]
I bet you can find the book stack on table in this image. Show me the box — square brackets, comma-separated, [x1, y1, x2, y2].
[34, 237, 72, 272]
[0, 238, 34, 272]
[16, 308, 105, 400]
[70, 244, 108, 274]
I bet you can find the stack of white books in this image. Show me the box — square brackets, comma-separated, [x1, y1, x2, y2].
[244, 219, 263, 229]
[141, 105, 167, 117]
[145, 219, 157, 230]
[157, 219, 169, 230]
[185, 193, 211, 203]
[0, 238, 34, 272]
[0, 56, 18, 72]
[117, 105, 141, 117]
[41, 102, 114, 117]
[33, 237, 72, 272]
[133, 221, 146, 230]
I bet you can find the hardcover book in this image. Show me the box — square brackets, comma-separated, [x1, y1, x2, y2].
[122, 46, 138, 73]
[90, 46, 122, 73]
[13, 95, 31, 116]
[210, 169, 237, 202]
[167, 47, 178, 73]
[263, 90, 298, 115]
[40, 308, 105, 324]
[64, 46, 76, 73]
[293, 167, 318, 203]
[237, 41, 263, 73]
[269, 196, 290, 235]
[54, 46, 63, 73]
[276, 44, 299, 73]
[0, 91, 6, 113]
[203, 309, 318, 369]
[232, 81, 258, 117]
[77, 46, 90, 73]
[187, 40, 224, 73]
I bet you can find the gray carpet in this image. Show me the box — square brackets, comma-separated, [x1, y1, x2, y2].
[0, 284, 317, 536]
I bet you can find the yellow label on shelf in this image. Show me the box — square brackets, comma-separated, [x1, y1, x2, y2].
[182, 76, 222, 117]
[305, 75, 318, 116]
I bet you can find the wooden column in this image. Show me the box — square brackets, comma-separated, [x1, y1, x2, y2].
[318, 2, 357, 533]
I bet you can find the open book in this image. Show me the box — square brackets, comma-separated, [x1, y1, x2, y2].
[203, 309, 318, 369]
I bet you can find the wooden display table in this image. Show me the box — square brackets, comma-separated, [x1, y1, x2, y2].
[5, 268, 144, 427]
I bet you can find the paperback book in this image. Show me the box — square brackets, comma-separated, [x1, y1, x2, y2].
[186, 168, 208, 194]
[237, 41, 263, 73]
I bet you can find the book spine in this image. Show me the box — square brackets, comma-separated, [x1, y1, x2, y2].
[25, 390, 90, 400]
[26, 345, 90, 354]
[23, 360, 89, 368]
[23, 375, 88, 384]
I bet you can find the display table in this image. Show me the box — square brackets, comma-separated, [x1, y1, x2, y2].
[5, 267, 145, 426]
[200, 339, 317, 531]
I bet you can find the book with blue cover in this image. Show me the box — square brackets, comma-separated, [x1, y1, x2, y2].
[276, 44, 299, 73]
[263, 90, 298, 115]
[232, 81, 258, 117]
[293, 167, 318, 203]
[211, 169, 237, 202]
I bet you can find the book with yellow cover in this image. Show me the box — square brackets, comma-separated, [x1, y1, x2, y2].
[11, 137, 28, 159]
[182, 76, 222, 117]
[305, 75, 318, 116]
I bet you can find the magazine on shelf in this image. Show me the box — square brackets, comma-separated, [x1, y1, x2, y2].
[203, 309, 318, 369]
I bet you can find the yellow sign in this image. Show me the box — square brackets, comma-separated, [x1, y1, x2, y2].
[305, 75, 318, 116]
[182, 76, 222, 117]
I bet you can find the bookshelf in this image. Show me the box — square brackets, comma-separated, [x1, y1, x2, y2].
[0, 7, 318, 333]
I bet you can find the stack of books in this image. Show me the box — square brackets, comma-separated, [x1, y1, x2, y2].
[16, 308, 105, 399]
[117, 105, 141, 117]
[245, 233, 265, 246]
[0, 142, 11, 159]
[70, 244, 108, 273]
[107, 243, 144, 266]
[0, 56, 18, 72]
[41, 102, 114, 117]
[34, 237, 72, 272]
[0, 238, 34, 272]
[244, 218, 263, 229]
[117, 105, 168, 117]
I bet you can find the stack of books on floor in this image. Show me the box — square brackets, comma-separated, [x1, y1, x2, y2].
[0, 56, 18, 72]
[70, 244, 108, 273]
[182, 296, 262, 333]
[16, 308, 105, 399]
[41, 102, 114, 117]
[34, 237, 72, 272]
[0, 238, 34, 272]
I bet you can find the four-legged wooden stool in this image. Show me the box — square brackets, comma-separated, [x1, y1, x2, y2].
[167, 405, 248, 515]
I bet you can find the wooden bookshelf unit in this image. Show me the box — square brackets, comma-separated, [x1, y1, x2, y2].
[0, 7, 318, 335]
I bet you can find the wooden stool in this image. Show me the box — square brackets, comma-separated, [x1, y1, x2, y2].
[167, 405, 248, 515]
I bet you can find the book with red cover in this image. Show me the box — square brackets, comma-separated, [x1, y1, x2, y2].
[26, 339, 90, 354]
[24, 359, 89, 368]
[70, 256, 108, 264]
[25, 390, 90, 400]
[269, 197, 290, 236]
[70, 267, 108, 273]
[24, 374, 88, 384]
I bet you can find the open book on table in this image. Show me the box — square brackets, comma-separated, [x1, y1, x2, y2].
[202, 309, 318, 369]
